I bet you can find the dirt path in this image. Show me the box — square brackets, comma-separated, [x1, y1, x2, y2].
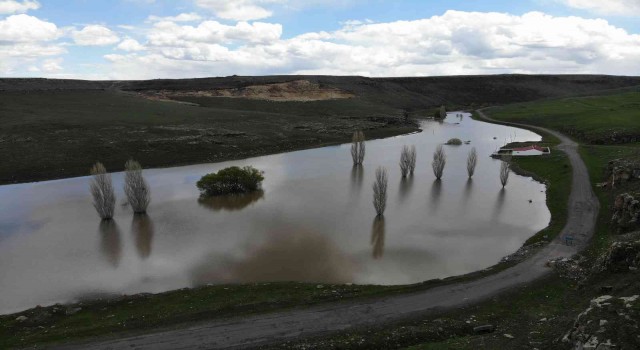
[56, 110, 600, 350]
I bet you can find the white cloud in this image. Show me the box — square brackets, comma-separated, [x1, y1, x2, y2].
[117, 38, 146, 51]
[147, 20, 282, 46]
[41, 58, 62, 72]
[147, 12, 203, 22]
[72, 25, 120, 46]
[194, 0, 281, 21]
[0, 0, 39, 14]
[0, 14, 59, 42]
[559, 0, 640, 16]
[100, 10, 640, 79]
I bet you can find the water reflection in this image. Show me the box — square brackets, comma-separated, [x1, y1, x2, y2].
[397, 177, 414, 203]
[98, 220, 122, 268]
[371, 216, 386, 259]
[429, 179, 443, 212]
[0, 113, 552, 314]
[492, 189, 507, 222]
[197, 190, 265, 212]
[131, 214, 154, 259]
[350, 165, 364, 192]
[191, 227, 356, 284]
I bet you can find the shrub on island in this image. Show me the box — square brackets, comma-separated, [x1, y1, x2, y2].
[197, 166, 264, 197]
[446, 138, 463, 145]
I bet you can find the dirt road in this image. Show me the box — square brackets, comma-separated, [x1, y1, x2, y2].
[56, 110, 599, 349]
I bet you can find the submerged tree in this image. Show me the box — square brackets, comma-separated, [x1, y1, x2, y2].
[432, 145, 447, 180]
[351, 131, 366, 165]
[467, 147, 478, 178]
[439, 105, 447, 119]
[500, 157, 511, 188]
[409, 145, 417, 175]
[90, 162, 116, 220]
[399, 146, 411, 178]
[124, 159, 151, 213]
[372, 167, 388, 216]
[400, 145, 418, 177]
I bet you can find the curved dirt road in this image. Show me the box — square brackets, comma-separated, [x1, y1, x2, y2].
[57, 110, 599, 350]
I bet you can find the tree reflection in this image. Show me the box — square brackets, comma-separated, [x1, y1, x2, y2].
[492, 188, 507, 222]
[198, 190, 264, 212]
[371, 216, 385, 259]
[463, 178, 473, 201]
[350, 165, 364, 192]
[429, 179, 443, 212]
[398, 176, 414, 203]
[98, 219, 122, 268]
[131, 213, 154, 259]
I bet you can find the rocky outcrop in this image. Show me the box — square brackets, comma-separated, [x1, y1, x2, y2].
[612, 193, 640, 230]
[141, 80, 355, 102]
[562, 295, 639, 350]
[598, 239, 640, 273]
[606, 159, 640, 187]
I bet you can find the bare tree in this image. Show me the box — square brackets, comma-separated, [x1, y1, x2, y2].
[373, 167, 388, 216]
[90, 162, 116, 220]
[467, 147, 478, 178]
[409, 145, 417, 175]
[351, 131, 366, 165]
[439, 105, 447, 119]
[124, 159, 151, 213]
[399, 145, 417, 177]
[399, 146, 411, 178]
[500, 157, 511, 188]
[432, 145, 446, 180]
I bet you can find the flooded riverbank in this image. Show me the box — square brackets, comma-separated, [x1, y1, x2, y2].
[0, 113, 550, 314]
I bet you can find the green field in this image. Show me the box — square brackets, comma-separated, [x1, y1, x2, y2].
[488, 90, 640, 144]
[0, 90, 413, 184]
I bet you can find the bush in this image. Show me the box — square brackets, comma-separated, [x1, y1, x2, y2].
[197, 166, 264, 197]
[446, 138, 463, 145]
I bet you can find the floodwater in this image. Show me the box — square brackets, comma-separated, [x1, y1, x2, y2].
[0, 113, 550, 314]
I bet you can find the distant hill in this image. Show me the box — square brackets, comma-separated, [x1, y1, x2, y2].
[2, 74, 640, 110]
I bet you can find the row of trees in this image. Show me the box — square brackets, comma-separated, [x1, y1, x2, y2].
[363, 136, 510, 217]
[90, 160, 151, 220]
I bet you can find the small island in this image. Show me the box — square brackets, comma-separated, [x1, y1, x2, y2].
[196, 166, 265, 197]
[445, 138, 463, 145]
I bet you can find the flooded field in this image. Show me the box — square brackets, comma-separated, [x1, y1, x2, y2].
[0, 113, 550, 314]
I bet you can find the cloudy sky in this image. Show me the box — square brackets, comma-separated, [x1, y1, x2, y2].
[1, 0, 640, 79]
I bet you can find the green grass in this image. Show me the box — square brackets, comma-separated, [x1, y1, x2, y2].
[0, 282, 411, 349]
[0, 90, 415, 185]
[487, 91, 640, 144]
[512, 151, 572, 245]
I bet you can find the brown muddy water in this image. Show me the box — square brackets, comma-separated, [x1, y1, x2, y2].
[0, 113, 549, 314]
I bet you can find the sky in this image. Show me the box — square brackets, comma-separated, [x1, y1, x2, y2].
[1, 0, 640, 79]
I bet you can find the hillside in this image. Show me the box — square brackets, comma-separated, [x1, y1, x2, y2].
[1, 74, 639, 184]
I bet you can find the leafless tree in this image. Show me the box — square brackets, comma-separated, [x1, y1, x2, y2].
[467, 147, 478, 178]
[90, 162, 116, 220]
[373, 167, 388, 216]
[409, 145, 417, 174]
[500, 157, 511, 188]
[399, 146, 411, 178]
[432, 145, 446, 180]
[124, 159, 151, 213]
[351, 131, 366, 165]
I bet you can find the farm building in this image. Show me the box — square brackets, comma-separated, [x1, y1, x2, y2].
[492, 145, 551, 158]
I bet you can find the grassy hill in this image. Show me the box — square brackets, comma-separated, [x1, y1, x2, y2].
[1, 74, 639, 184]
